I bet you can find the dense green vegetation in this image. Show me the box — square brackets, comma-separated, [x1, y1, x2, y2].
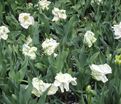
[0, 0, 121, 104]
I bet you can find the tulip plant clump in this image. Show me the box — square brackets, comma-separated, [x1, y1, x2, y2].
[0, 0, 121, 104]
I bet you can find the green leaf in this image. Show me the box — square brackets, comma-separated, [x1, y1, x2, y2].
[88, 52, 100, 64]
[37, 88, 49, 104]
[2, 92, 12, 104]
[16, 57, 28, 82]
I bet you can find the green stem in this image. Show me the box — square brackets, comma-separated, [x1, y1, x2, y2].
[87, 94, 92, 104]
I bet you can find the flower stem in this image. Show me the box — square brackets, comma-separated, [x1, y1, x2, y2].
[87, 94, 92, 104]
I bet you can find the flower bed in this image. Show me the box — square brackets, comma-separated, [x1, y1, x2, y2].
[0, 0, 121, 104]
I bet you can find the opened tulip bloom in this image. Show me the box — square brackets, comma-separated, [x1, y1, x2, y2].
[83, 30, 97, 47]
[90, 64, 112, 83]
[112, 22, 121, 39]
[42, 38, 59, 55]
[22, 36, 37, 60]
[53, 72, 77, 93]
[38, 0, 51, 10]
[22, 45, 37, 60]
[32, 78, 44, 97]
[19, 13, 34, 29]
[32, 78, 58, 97]
[52, 7, 67, 22]
[0, 26, 10, 40]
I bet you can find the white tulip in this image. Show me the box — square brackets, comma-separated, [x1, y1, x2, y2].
[90, 64, 112, 83]
[22, 44, 37, 60]
[52, 7, 67, 22]
[83, 30, 97, 48]
[112, 22, 121, 39]
[53, 72, 77, 93]
[0, 26, 10, 40]
[32, 78, 58, 97]
[38, 0, 51, 10]
[22, 36, 37, 60]
[42, 38, 59, 55]
[18, 13, 34, 29]
[32, 78, 44, 97]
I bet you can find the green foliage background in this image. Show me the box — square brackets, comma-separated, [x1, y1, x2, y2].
[0, 0, 121, 104]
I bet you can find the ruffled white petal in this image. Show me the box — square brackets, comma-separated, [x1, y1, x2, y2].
[90, 63, 112, 83]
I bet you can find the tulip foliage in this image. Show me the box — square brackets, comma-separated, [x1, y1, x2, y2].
[0, 0, 121, 104]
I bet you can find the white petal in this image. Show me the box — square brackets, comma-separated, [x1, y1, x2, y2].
[59, 84, 64, 93]
[1, 34, 8, 40]
[31, 87, 41, 97]
[53, 80, 61, 87]
[64, 83, 69, 92]
[71, 78, 77, 86]
[100, 75, 108, 83]
[52, 17, 59, 22]
[20, 23, 29, 29]
[29, 53, 36, 60]
[98, 64, 112, 74]
[47, 84, 58, 95]
[113, 23, 121, 39]
[26, 36, 32, 45]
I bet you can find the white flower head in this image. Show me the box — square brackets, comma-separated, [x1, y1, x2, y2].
[83, 30, 97, 48]
[52, 7, 67, 22]
[18, 13, 34, 29]
[32, 78, 44, 97]
[38, 0, 51, 10]
[90, 64, 112, 83]
[0, 26, 10, 40]
[22, 36, 37, 60]
[112, 22, 121, 39]
[53, 72, 77, 93]
[22, 44, 37, 60]
[32, 77, 58, 97]
[42, 38, 59, 55]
